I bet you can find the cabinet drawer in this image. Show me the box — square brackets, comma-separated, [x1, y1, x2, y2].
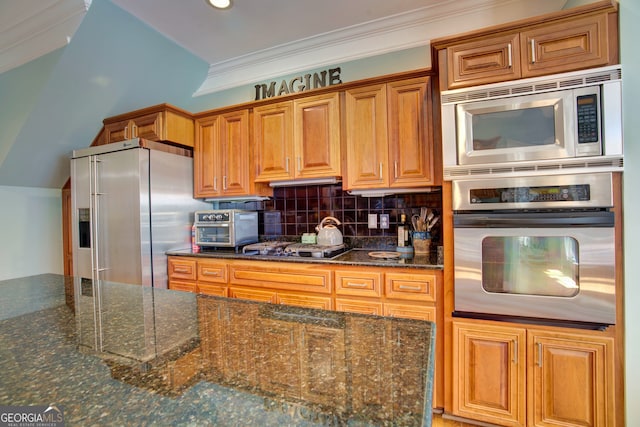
[229, 262, 332, 294]
[335, 298, 383, 316]
[168, 258, 197, 280]
[277, 292, 333, 310]
[169, 280, 196, 293]
[383, 303, 436, 321]
[229, 286, 278, 303]
[385, 272, 436, 302]
[197, 283, 228, 297]
[197, 261, 228, 283]
[335, 270, 382, 297]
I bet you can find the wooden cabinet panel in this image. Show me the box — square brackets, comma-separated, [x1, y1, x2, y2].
[228, 286, 277, 303]
[335, 270, 382, 297]
[387, 77, 436, 186]
[447, 33, 521, 89]
[453, 321, 526, 426]
[344, 84, 389, 189]
[169, 280, 197, 292]
[168, 258, 197, 281]
[383, 303, 436, 321]
[385, 271, 436, 302]
[293, 92, 341, 179]
[197, 283, 228, 297]
[438, 7, 617, 89]
[229, 262, 332, 294]
[527, 329, 615, 427]
[103, 105, 194, 147]
[335, 298, 383, 316]
[521, 14, 610, 77]
[197, 260, 227, 284]
[194, 110, 252, 198]
[277, 292, 333, 310]
[253, 102, 294, 182]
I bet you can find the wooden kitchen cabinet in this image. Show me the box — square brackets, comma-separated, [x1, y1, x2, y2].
[229, 261, 332, 294]
[253, 101, 293, 181]
[253, 92, 341, 183]
[194, 110, 254, 198]
[453, 321, 526, 426]
[453, 319, 615, 426]
[344, 77, 437, 190]
[437, 2, 617, 89]
[527, 329, 615, 427]
[103, 104, 195, 147]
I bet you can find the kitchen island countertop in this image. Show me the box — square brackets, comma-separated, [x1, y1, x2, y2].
[0, 274, 436, 426]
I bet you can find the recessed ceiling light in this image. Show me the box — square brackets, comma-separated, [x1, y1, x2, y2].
[207, 0, 231, 9]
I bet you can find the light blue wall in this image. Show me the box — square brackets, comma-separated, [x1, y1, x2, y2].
[188, 46, 429, 111]
[0, 186, 62, 280]
[0, 0, 209, 189]
[620, 0, 639, 423]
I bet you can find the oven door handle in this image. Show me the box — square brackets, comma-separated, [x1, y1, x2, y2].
[453, 211, 614, 228]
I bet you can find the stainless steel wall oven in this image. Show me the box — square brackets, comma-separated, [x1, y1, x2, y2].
[452, 173, 616, 327]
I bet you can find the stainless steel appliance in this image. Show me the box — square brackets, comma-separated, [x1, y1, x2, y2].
[71, 139, 210, 289]
[241, 241, 347, 258]
[441, 65, 623, 179]
[452, 173, 616, 326]
[194, 209, 258, 248]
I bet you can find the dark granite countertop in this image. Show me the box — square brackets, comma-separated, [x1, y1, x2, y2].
[0, 274, 436, 426]
[167, 248, 444, 270]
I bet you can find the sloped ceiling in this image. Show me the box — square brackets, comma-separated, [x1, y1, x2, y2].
[0, 0, 572, 189]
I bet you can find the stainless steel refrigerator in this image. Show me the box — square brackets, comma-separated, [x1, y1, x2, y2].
[71, 139, 209, 289]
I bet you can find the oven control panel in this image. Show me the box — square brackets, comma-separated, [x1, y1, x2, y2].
[470, 184, 590, 204]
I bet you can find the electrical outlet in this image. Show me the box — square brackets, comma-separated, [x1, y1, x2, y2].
[368, 214, 377, 229]
[379, 214, 389, 229]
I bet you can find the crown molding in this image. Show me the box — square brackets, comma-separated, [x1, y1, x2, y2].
[193, 0, 565, 96]
[0, 0, 90, 74]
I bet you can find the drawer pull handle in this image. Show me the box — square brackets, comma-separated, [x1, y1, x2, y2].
[346, 281, 368, 288]
[174, 267, 191, 274]
[203, 271, 220, 276]
[398, 284, 422, 291]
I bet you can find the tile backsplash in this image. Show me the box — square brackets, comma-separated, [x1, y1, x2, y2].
[219, 183, 442, 248]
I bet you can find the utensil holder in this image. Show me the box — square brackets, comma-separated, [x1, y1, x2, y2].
[412, 232, 431, 255]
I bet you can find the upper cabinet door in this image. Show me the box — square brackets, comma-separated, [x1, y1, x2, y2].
[447, 33, 522, 89]
[521, 14, 610, 77]
[194, 115, 220, 198]
[253, 102, 294, 182]
[293, 92, 341, 179]
[194, 110, 251, 198]
[219, 110, 251, 196]
[344, 84, 389, 189]
[387, 77, 438, 187]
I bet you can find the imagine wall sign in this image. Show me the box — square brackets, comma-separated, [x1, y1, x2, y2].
[254, 67, 343, 101]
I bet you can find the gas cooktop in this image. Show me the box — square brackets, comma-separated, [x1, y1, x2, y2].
[242, 241, 347, 258]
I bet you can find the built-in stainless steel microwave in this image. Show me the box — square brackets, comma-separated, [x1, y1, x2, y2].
[441, 65, 623, 180]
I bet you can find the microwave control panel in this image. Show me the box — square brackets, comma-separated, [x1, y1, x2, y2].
[576, 94, 599, 144]
[470, 184, 591, 204]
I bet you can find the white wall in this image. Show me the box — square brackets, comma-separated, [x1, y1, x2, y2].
[0, 186, 62, 280]
[620, 0, 640, 424]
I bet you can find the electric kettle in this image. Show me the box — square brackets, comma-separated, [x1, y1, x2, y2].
[315, 216, 343, 246]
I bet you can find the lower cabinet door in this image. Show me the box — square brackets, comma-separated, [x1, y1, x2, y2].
[257, 318, 301, 396]
[229, 286, 277, 303]
[168, 280, 196, 292]
[277, 292, 333, 310]
[453, 321, 526, 426]
[335, 298, 383, 315]
[383, 302, 435, 321]
[527, 330, 615, 427]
